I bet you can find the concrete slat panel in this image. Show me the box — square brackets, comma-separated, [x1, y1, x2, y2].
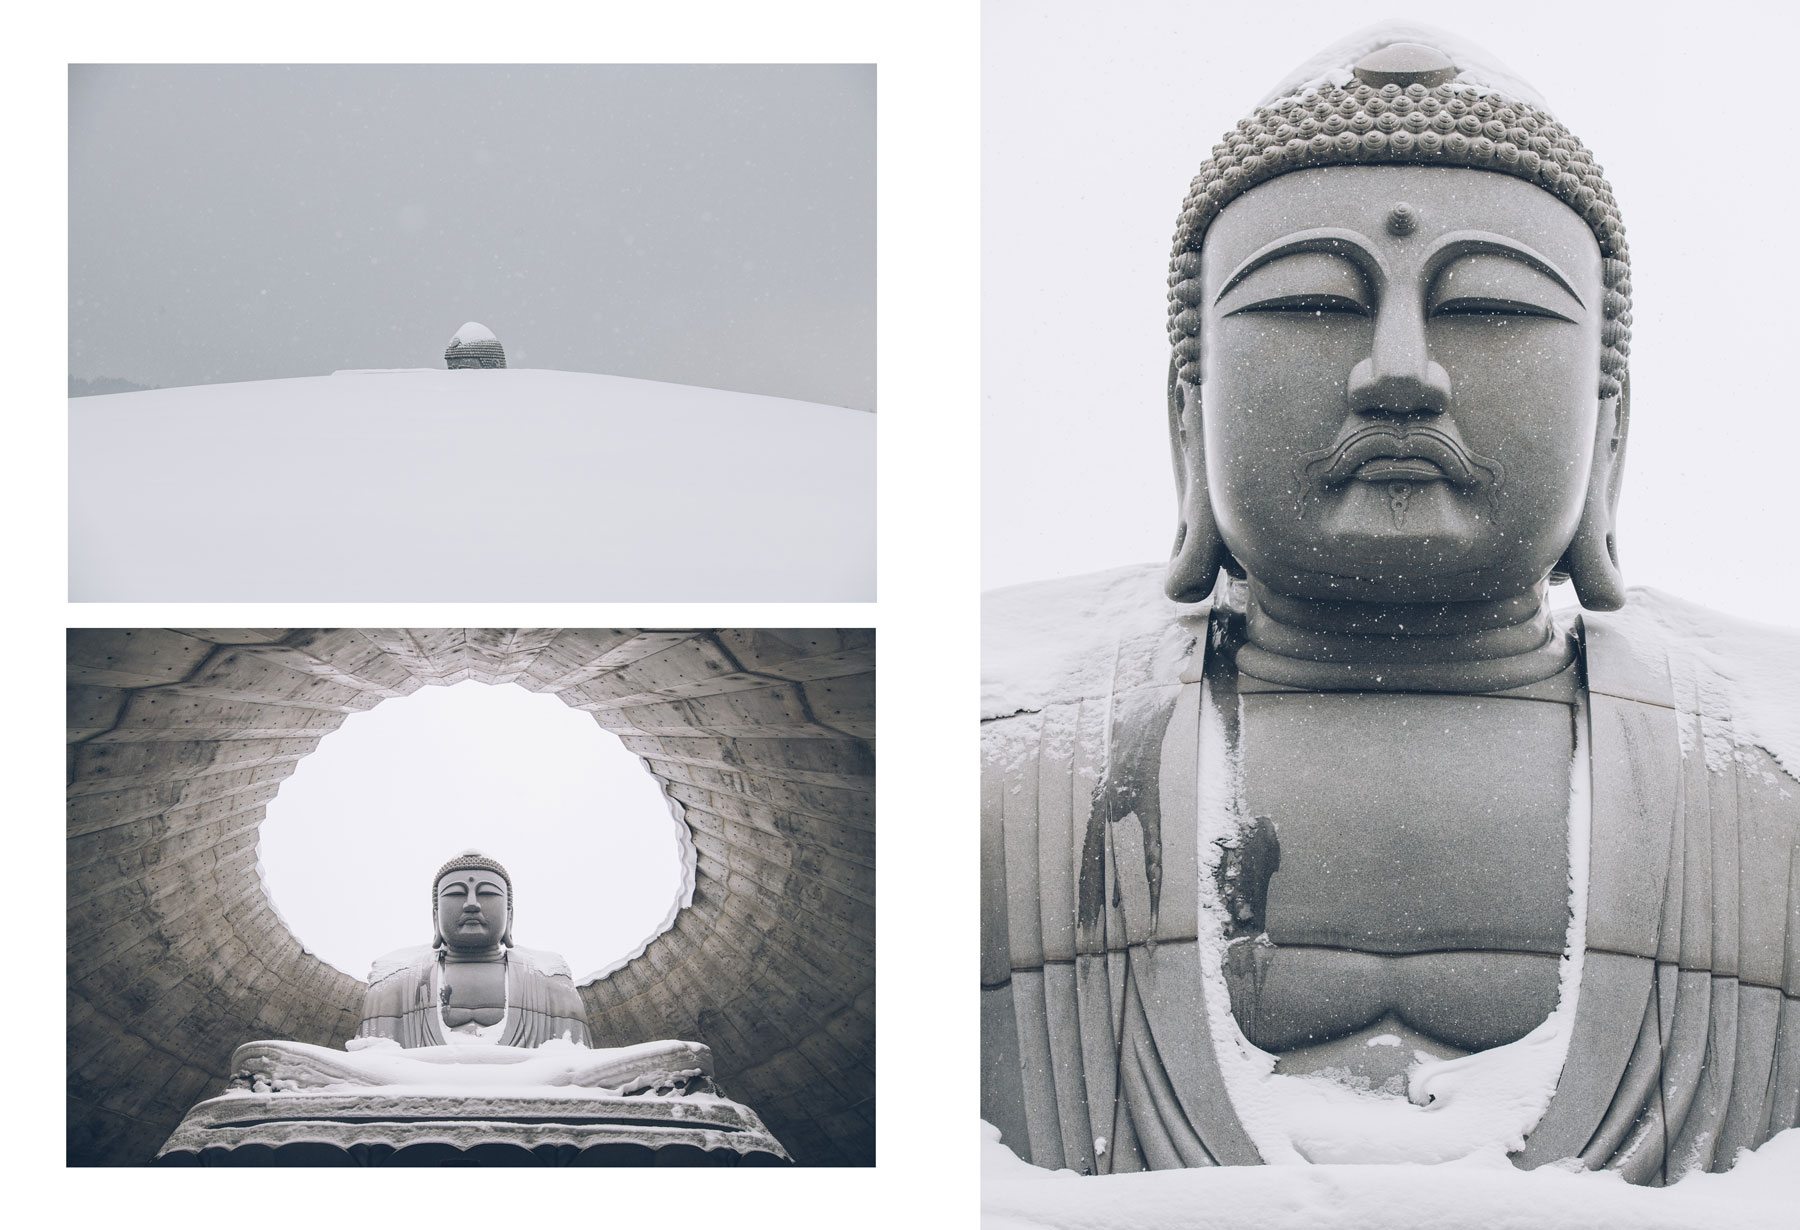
[1036, 704, 1079, 964]
[1585, 694, 1679, 959]
[1516, 949, 1652, 1167]
[1000, 711, 1046, 973]
[1735, 745, 1799, 990]
[67, 629, 213, 688]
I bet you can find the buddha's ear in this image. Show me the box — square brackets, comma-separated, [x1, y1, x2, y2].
[1561, 372, 1629, 611]
[433, 930, 445, 949]
[1165, 357, 1229, 603]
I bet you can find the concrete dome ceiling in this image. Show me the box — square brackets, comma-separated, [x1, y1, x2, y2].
[67, 628, 875, 1166]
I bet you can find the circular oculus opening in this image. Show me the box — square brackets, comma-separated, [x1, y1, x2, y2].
[256, 680, 693, 984]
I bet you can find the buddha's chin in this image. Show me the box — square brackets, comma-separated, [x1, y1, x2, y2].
[1312, 480, 1482, 568]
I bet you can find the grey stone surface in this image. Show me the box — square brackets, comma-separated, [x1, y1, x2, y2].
[1585, 692, 1680, 959]
[67, 628, 873, 1167]
[1225, 946, 1561, 1054]
[1243, 690, 1571, 956]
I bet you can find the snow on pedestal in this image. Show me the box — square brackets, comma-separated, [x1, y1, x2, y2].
[154, 1038, 790, 1166]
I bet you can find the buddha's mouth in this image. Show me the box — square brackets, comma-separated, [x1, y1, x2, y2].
[1299, 422, 1503, 493]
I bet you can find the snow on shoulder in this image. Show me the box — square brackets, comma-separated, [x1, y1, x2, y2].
[69, 368, 874, 601]
[985, 571, 1800, 781]
[1600, 587, 1800, 781]
[982, 563, 1199, 721]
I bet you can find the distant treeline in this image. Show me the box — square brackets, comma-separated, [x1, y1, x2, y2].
[70, 376, 158, 397]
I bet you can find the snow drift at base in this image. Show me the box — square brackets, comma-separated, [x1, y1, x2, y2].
[983, 1119, 1797, 1230]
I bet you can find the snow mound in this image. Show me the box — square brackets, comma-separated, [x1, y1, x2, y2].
[1258, 21, 1551, 112]
[70, 369, 874, 600]
[451, 321, 498, 343]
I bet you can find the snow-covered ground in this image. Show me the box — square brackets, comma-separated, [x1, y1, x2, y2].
[69, 368, 874, 600]
[984, 1120, 1797, 1230]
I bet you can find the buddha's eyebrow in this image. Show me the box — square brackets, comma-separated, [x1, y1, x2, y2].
[1424, 231, 1585, 306]
[1215, 229, 1382, 303]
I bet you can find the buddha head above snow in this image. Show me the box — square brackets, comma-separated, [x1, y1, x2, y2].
[444, 322, 507, 369]
[1162, 30, 1631, 615]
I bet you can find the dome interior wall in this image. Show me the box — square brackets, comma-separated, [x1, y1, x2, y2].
[65, 628, 875, 1166]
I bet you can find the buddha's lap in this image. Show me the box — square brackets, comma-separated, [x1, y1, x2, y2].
[1225, 944, 1562, 1053]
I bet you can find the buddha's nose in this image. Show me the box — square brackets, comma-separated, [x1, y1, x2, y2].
[1346, 307, 1451, 416]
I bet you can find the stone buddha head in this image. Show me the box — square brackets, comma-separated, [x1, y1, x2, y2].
[1163, 30, 1631, 616]
[432, 849, 514, 952]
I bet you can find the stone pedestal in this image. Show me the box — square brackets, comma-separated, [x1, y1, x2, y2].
[154, 1039, 790, 1166]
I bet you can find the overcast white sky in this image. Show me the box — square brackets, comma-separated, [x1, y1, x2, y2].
[985, 2, 1800, 628]
[257, 680, 687, 983]
[70, 64, 875, 410]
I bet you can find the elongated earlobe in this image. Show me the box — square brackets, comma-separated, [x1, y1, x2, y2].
[1561, 373, 1629, 610]
[1165, 357, 1228, 603]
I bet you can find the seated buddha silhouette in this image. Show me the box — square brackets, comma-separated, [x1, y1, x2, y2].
[356, 850, 593, 1048]
[156, 850, 787, 1164]
[981, 27, 1799, 1185]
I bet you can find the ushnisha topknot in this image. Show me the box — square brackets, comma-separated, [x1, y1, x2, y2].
[1167, 26, 1631, 400]
[432, 849, 513, 944]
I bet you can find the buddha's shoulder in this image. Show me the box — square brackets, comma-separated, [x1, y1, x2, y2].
[982, 562, 1207, 722]
[367, 945, 435, 986]
[508, 946, 575, 981]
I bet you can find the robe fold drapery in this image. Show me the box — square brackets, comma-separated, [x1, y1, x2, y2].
[356, 945, 593, 1049]
[981, 569, 1800, 1184]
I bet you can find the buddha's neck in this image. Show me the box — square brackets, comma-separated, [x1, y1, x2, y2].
[1234, 578, 1574, 692]
[442, 945, 506, 963]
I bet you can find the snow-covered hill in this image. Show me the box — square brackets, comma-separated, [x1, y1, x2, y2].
[69, 368, 874, 600]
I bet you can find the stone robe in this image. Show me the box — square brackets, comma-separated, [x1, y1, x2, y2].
[356, 945, 593, 1049]
[981, 565, 1800, 1184]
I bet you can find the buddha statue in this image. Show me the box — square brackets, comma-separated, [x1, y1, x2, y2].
[355, 850, 593, 1048]
[157, 851, 788, 1165]
[981, 26, 1799, 1186]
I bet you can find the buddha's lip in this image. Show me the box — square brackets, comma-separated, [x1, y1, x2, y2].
[1299, 422, 1503, 492]
[1352, 457, 1445, 482]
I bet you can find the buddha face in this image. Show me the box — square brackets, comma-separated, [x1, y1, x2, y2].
[1194, 165, 1605, 604]
[436, 868, 509, 951]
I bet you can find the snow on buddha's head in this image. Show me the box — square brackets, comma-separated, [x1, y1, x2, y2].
[445, 322, 506, 370]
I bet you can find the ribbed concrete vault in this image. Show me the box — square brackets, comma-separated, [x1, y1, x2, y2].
[67, 629, 875, 1166]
